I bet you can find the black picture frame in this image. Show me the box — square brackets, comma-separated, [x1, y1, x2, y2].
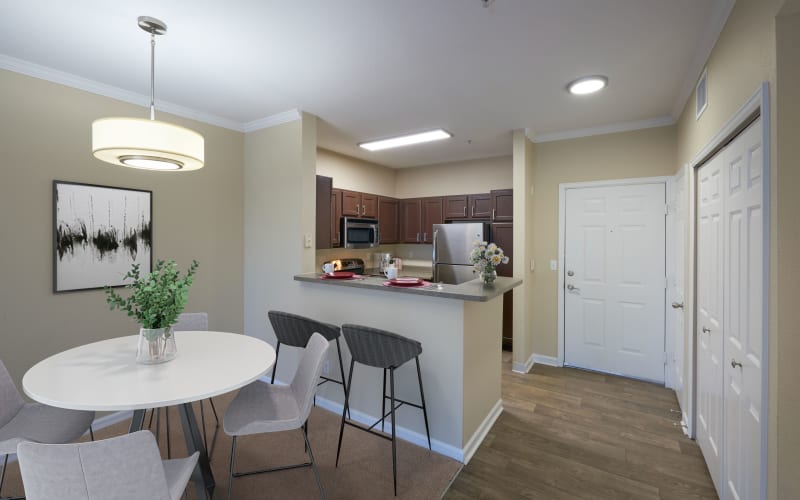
[53, 180, 153, 293]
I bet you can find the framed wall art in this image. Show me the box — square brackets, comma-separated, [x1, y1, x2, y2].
[53, 181, 152, 292]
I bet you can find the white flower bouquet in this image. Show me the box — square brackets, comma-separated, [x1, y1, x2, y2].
[469, 240, 509, 283]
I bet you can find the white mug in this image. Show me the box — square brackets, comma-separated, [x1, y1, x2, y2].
[384, 266, 398, 280]
[322, 263, 335, 275]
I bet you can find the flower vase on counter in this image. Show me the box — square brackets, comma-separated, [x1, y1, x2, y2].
[480, 269, 498, 286]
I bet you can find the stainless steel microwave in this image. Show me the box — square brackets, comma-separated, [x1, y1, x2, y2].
[342, 217, 380, 249]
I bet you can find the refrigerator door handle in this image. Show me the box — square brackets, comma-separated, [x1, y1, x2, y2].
[432, 228, 439, 282]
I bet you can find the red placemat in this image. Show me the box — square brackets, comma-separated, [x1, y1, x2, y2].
[319, 272, 359, 280]
[382, 280, 432, 288]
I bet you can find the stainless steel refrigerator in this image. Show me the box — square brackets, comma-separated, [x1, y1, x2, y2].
[432, 222, 491, 284]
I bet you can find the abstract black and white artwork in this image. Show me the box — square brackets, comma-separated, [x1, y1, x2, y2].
[53, 181, 152, 292]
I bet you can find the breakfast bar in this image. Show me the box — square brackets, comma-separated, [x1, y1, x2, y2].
[293, 273, 521, 463]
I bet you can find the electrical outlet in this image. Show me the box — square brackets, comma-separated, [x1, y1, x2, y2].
[530, 258, 535, 272]
[323, 360, 330, 375]
[550, 260, 558, 271]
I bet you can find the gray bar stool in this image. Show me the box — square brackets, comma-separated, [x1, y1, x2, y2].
[335, 324, 431, 496]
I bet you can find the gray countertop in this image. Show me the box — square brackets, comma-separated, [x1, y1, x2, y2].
[294, 272, 521, 302]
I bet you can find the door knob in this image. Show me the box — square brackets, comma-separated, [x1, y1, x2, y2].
[731, 359, 743, 369]
[566, 284, 579, 291]
[702, 326, 711, 334]
[567, 270, 574, 277]
[671, 302, 684, 309]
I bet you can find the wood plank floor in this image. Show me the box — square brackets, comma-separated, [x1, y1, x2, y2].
[445, 355, 718, 499]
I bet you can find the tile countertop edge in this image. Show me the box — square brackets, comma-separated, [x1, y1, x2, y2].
[293, 273, 522, 302]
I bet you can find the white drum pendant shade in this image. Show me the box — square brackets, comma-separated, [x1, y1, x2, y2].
[92, 117, 204, 171]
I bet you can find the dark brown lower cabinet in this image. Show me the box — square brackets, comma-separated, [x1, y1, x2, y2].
[492, 222, 514, 350]
[316, 175, 332, 249]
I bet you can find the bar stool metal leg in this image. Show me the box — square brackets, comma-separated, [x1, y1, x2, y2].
[335, 338, 350, 419]
[415, 356, 432, 450]
[270, 342, 282, 384]
[381, 368, 387, 432]
[389, 367, 398, 496]
[335, 359, 355, 467]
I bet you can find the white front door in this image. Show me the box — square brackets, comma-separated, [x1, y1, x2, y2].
[563, 183, 666, 383]
[696, 154, 725, 491]
[722, 117, 764, 500]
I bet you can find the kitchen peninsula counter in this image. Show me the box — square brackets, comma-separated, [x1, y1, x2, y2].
[293, 273, 520, 302]
[292, 271, 521, 464]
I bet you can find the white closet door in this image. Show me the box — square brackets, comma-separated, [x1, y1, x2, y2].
[723, 117, 764, 500]
[564, 183, 666, 382]
[673, 168, 688, 422]
[696, 154, 725, 492]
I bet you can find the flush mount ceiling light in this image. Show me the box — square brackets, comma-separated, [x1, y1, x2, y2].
[567, 75, 609, 95]
[358, 129, 452, 151]
[92, 16, 204, 171]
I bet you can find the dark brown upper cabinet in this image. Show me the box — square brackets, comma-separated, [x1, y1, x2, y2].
[491, 189, 513, 222]
[341, 190, 378, 218]
[400, 198, 422, 243]
[378, 197, 399, 244]
[421, 197, 443, 243]
[331, 188, 342, 247]
[444, 193, 491, 220]
[316, 175, 333, 249]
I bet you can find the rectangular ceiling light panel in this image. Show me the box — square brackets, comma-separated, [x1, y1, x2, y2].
[359, 129, 452, 151]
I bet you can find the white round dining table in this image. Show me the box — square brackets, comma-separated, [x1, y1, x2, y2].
[22, 331, 276, 499]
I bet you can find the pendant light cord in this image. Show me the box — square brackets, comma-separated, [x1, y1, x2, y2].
[149, 33, 156, 121]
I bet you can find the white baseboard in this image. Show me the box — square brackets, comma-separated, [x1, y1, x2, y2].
[512, 352, 535, 374]
[532, 353, 563, 367]
[312, 394, 466, 463]
[260, 375, 501, 464]
[462, 399, 503, 465]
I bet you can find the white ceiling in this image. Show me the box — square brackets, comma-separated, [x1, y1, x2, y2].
[0, 0, 732, 168]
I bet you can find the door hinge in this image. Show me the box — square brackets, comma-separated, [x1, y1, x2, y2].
[664, 352, 668, 365]
[665, 276, 669, 290]
[665, 203, 669, 215]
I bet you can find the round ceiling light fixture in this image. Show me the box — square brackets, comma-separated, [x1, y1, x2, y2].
[91, 16, 204, 171]
[567, 75, 608, 95]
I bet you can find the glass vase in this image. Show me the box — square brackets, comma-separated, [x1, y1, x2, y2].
[481, 269, 497, 286]
[136, 327, 177, 364]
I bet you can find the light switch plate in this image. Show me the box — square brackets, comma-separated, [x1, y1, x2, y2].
[304, 233, 313, 248]
[550, 260, 558, 271]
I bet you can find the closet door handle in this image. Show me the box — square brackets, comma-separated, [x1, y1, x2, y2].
[731, 359, 743, 369]
[702, 326, 711, 334]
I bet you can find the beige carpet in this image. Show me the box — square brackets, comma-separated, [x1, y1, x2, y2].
[1, 390, 461, 499]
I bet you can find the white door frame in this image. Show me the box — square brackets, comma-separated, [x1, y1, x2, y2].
[687, 82, 770, 499]
[557, 176, 674, 376]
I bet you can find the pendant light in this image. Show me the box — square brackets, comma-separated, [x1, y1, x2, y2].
[92, 16, 204, 171]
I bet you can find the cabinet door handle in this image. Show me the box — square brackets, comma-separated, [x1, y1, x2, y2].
[356, 204, 360, 216]
[424, 232, 427, 242]
[416, 232, 420, 242]
[362, 204, 365, 215]
[471, 206, 474, 217]
[492, 208, 496, 221]
[463, 206, 467, 217]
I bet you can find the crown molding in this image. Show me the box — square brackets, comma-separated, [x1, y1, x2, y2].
[0, 54, 304, 134]
[670, 0, 736, 119]
[532, 115, 675, 143]
[241, 109, 302, 132]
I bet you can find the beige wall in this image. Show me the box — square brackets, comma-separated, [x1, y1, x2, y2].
[0, 69, 245, 390]
[511, 132, 536, 369]
[243, 114, 317, 381]
[529, 126, 677, 357]
[316, 148, 396, 197]
[774, 7, 799, 499]
[395, 156, 513, 199]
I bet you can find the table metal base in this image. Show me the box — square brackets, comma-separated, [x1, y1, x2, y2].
[130, 403, 216, 499]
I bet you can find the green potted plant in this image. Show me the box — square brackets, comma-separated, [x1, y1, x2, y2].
[105, 259, 199, 364]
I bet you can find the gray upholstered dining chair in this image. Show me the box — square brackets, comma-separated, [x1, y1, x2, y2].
[17, 430, 198, 500]
[148, 312, 219, 458]
[223, 332, 329, 500]
[0, 358, 95, 500]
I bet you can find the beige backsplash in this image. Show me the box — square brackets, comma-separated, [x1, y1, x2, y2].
[315, 244, 433, 271]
